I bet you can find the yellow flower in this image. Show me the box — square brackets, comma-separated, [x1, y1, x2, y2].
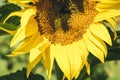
[4, 0, 120, 80]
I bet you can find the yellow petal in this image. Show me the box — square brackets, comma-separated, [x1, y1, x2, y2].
[8, 0, 32, 7]
[29, 48, 41, 63]
[54, 42, 86, 79]
[8, 0, 17, 3]
[7, 36, 36, 57]
[27, 49, 42, 77]
[73, 40, 89, 79]
[71, 41, 89, 79]
[13, 37, 32, 54]
[86, 31, 107, 57]
[106, 18, 116, 30]
[27, 38, 50, 77]
[0, 27, 16, 35]
[106, 18, 117, 40]
[94, 10, 120, 22]
[21, 6, 37, 28]
[54, 44, 71, 80]
[24, 15, 38, 36]
[95, 0, 120, 4]
[6, 52, 23, 57]
[85, 61, 90, 75]
[43, 45, 55, 79]
[78, 40, 88, 65]
[84, 33, 104, 63]
[10, 17, 38, 46]
[10, 27, 25, 47]
[89, 23, 112, 46]
[19, 0, 35, 3]
[96, 3, 120, 11]
[12, 31, 43, 53]
[4, 11, 23, 23]
[67, 42, 82, 78]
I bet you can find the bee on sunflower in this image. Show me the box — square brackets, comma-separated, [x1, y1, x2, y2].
[3, 0, 120, 80]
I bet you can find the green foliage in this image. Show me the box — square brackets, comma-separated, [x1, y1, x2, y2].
[85, 61, 120, 80]
[0, 3, 21, 23]
[0, 3, 21, 35]
[0, 68, 45, 80]
[0, 23, 17, 30]
[0, 23, 18, 35]
[0, 0, 7, 6]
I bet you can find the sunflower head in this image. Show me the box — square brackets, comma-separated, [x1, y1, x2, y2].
[3, 0, 120, 80]
[36, 0, 98, 45]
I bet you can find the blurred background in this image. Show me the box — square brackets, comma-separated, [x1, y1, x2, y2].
[0, 0, 120, 80]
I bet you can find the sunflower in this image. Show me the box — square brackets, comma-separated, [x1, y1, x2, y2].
[3, 0, 120, 80]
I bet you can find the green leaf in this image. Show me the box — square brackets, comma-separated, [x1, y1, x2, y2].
[0, 3, 21, 35]
[0, 23, 18, 30]
[0, 68, 45, 80]
[0, 23, 17, 35]
[0, 3, 21, 23]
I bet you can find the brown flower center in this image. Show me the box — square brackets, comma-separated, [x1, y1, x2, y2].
[36, 0, 97, 45]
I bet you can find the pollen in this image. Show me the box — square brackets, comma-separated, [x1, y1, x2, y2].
[36, 0, 98, 45]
